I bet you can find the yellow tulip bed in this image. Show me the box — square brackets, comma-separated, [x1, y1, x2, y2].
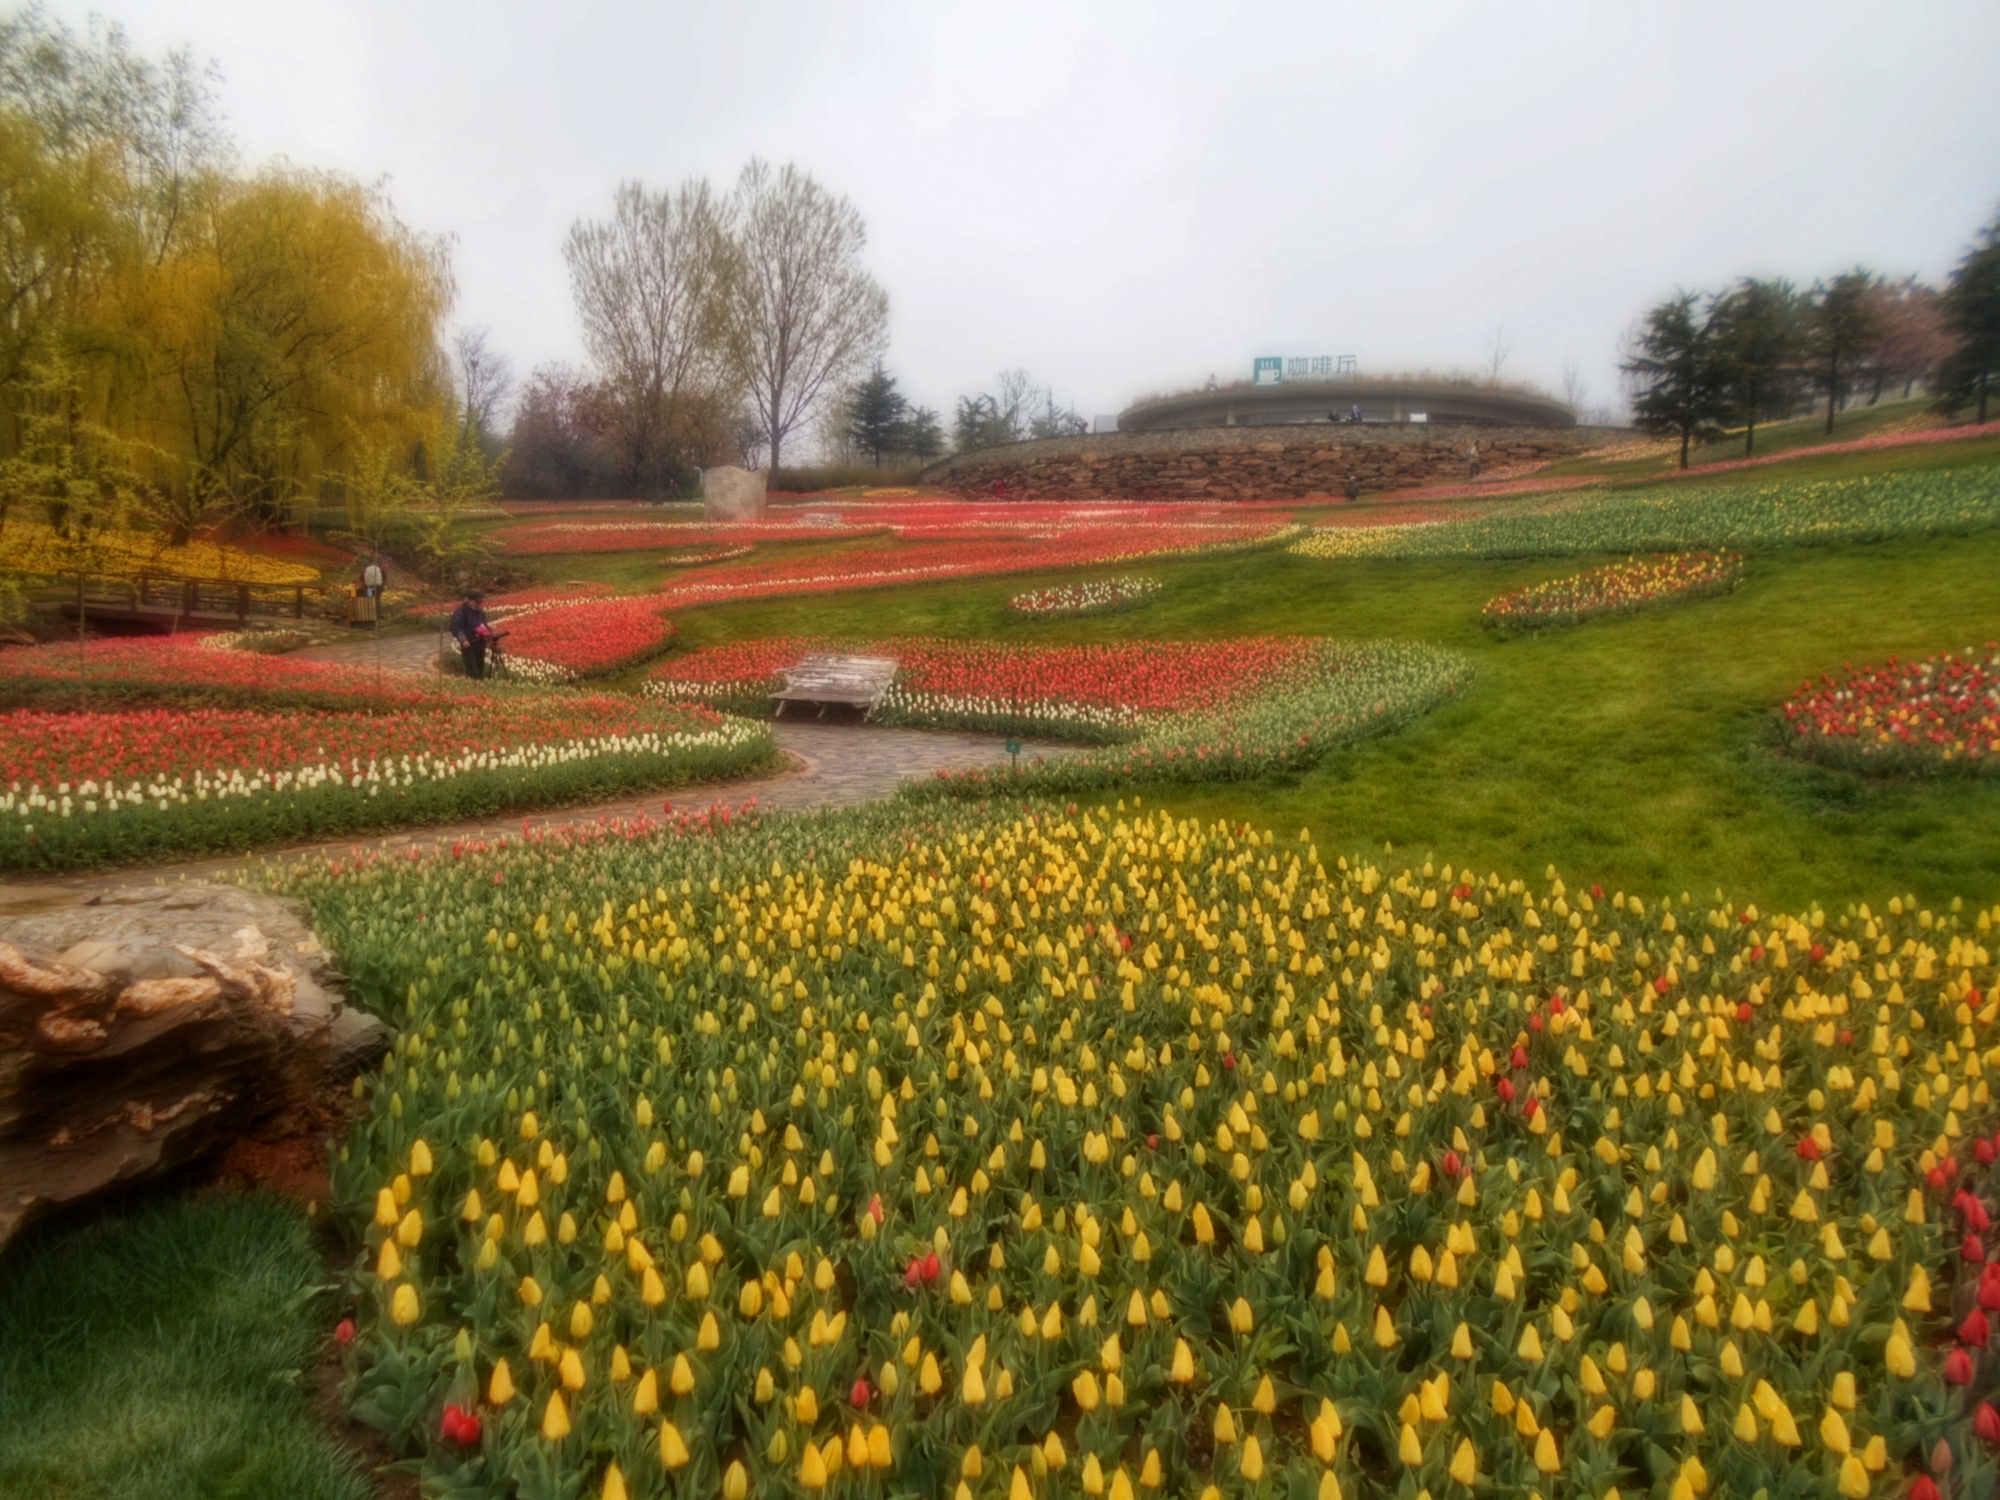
[1289, 465, 2000, 562]
[287, 798, 2000, 1500]
[0, 517, 322, 584]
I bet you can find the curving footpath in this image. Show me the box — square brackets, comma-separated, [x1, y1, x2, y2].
[0, 648, 1067, 898]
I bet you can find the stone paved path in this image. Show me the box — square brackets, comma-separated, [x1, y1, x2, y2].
[292, 630, 447, 675]
[0, 721, 1066, 898]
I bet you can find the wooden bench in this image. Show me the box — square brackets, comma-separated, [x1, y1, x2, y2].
[772, 654, 899, 718]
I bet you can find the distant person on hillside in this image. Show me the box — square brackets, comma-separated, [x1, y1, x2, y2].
[1351, 403, 1363, 424]
[1344, 474, 1361, 502]
[1466, 441, 1482, 478]
[992, 477, 1010, 502]
[450, 591, 490, 680]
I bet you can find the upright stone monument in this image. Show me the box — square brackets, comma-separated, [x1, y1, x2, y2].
[702, 465, 767, 521]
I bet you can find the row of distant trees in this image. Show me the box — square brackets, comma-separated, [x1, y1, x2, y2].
[817, 365, 1090, 470]
[0, 11, 504, 578]
[504, 164, 888, 497]
[1624, 212, 2000, 466]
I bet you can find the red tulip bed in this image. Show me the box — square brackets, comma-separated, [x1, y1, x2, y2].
[497, 520, 873, 556]
[1780, 645, 2000, 777]
[1481, 552, 1744, 632]
[653, 517, 1297, 616]
[489, 597, 680, 684]
[910, 639, 1473, 798]
[0, 638, 777, 871]
[646, 637, 1325, 742]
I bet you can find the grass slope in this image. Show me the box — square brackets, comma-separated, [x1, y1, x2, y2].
[664, 533, 2000, 909]
[0, 1193, 368, 1500]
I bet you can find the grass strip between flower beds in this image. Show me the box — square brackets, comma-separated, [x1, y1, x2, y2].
[268, 797, 2000, 1500]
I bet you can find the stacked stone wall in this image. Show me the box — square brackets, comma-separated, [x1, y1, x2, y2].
[920, 424, 1627, 501]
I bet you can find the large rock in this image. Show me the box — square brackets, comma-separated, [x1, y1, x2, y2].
[0, 882, 385, 1246]
[702, 464, 768, 520]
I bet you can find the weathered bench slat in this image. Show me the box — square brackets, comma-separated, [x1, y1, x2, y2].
[772, 654, 899, 712]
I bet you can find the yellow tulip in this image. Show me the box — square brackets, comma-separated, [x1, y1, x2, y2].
[541, 1390, 570, 1442]
[390, 1283, 421, 1326]
[487, 1357, 514, 1405]
[1448, 1437, 1478, 1485]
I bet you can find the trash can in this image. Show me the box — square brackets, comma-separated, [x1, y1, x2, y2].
[348, 590, 377, 626]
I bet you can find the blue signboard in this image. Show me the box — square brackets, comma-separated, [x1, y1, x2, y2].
[1252, 357, 1283, 386]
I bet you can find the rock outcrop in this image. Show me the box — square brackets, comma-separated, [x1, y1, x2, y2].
[920, 423, 1629, 501]
[0, 883, 385, 1245]
[702, 465, 768, 520]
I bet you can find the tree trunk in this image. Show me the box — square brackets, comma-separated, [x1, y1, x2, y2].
[1981, 372, 1990, 426]
[1825, 356, 1838, 434]
[1745, 418, 1756, 458]
[1679, 426, 1691, 469]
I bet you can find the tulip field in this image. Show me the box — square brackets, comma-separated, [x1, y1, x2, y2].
[1290, 464, 2000, 562]
[1781, 647, 2000, 779]
[1480, 554, 1744, 632]
[1010, 580, 1163, 618]
[643, 635, 1469, 771]
[0, 637, 778, 871]
[281, 796, 2000, 1500]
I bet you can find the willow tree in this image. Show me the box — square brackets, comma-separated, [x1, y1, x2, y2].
[128, 169, 453, 532]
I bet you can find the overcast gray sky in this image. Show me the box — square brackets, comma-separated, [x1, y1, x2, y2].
[54, 0, 2000, 431]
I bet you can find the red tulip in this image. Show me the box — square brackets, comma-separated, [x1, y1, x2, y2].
[1978, 1402, 2000, 1443]
[1910, 1479, 1940, 1500]
[868, 1194, 884, 1224]
[1146, 1134, 1160, 1150]
[1981, 1270, 2000, 1312]
[1590, 884, 1604, 900]
[1930, 1165, 1953, 1192]
[922, 1252, 941, 1283]
[1738, 911, 1754, 925]
[1222, 1051, 1236, 1071]
[1964, 1234, 1987, 1264]
[1529, 1015, 1545, 1033]
[1524, 1097, 1540, 1119]
[1511, 1045, 1529, 1070]
[1961, 1310, 1990, 1347]
[1495, 1078, 1516, 1104]
[851, 1377, 872, 1408]
[334, 1317, 356, 1345]
[1808, 943, 1825, 963]
[1837, 1028, 1853, 1045]
[904, 1258, 923, 1289]
[1945, 1348, 1975, 1385]
[1977, 1139, 1997, 1166]
[1796, 1138, 1821, 1162]
[1749, 946, 1766, 962]
[442, 1403, 482, 1444]
[1736, 1002, 1754, 1023]
[1653, 976, 1671, 995]
[1548, 997, 1564, 1015]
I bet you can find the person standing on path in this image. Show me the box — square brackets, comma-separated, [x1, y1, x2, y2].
[360, 556, 385, 629]
[449, 591, 490, 680]
[1466, 440, 1482, 479]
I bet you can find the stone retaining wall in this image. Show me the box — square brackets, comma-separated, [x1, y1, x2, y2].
[920, 424, 1628, 500]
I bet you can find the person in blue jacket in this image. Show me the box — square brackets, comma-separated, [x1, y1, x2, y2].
[448, 591, 490, 679]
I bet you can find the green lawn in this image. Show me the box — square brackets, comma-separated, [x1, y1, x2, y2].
[666, 532, 2000, 911]
[0, 1193, 369, 1500]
